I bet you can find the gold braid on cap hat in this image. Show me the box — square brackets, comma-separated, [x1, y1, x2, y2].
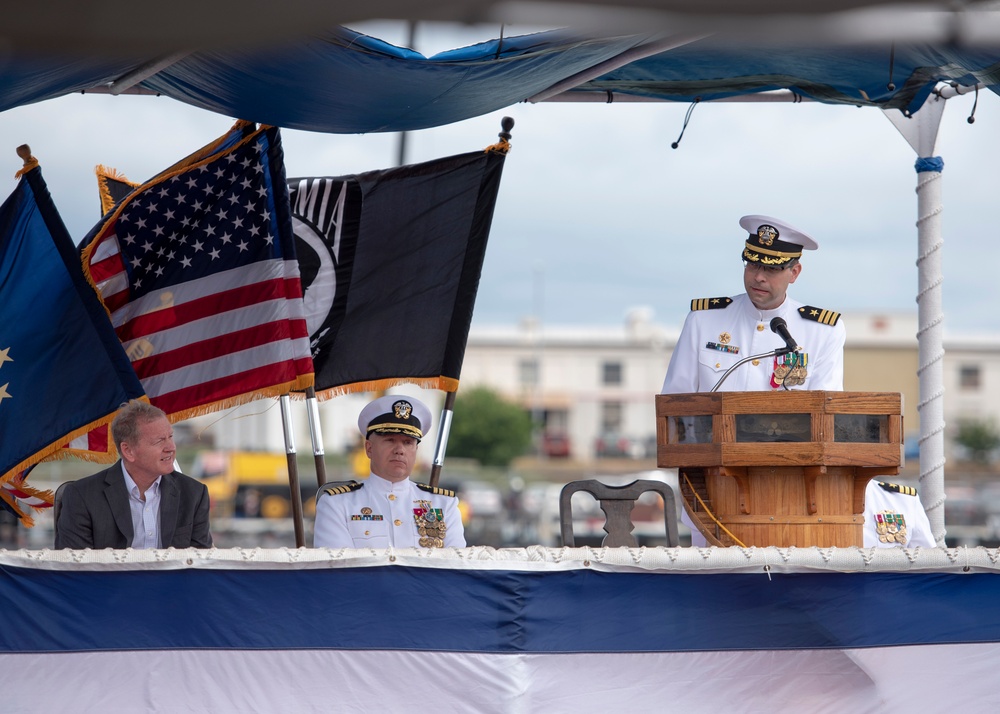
[744, 243, 802, 264]
[366, 421, 423, 439]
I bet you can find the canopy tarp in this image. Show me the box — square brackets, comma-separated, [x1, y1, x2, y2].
[3, 25, 1000, 132]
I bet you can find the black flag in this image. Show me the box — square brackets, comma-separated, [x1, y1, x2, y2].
[289, 146, 508, 396]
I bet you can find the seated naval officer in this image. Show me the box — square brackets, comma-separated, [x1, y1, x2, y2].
[313, 395, 466, 549]
[661, 214, 846, 394]
[863, 479, 935, 548]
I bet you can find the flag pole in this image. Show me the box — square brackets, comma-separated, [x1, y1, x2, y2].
[279, 394, 306, 547]
[429, 391, 456, 488]
[305, 386, 328, 487]
[427, 116, 514, 489]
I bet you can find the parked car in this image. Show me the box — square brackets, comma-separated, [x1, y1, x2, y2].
[542, 431, 571, 458]
[595, 433, 643, 459]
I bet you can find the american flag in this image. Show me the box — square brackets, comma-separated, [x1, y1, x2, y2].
[82, 122, 313, 421]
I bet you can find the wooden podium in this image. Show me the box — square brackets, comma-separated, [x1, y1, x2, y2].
[655, 391, 903, 547]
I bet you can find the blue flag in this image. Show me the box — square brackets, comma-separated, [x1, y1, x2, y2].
[0, 162, 145, 484]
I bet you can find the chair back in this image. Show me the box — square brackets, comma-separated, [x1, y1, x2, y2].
[52, 481, 69, 544]
[559, 479, 679, 547]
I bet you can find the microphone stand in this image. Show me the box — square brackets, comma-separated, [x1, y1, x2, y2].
[710, 346, 797, 392]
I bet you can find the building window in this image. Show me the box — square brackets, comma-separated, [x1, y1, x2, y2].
[959, 365, 981, 390]
[601, 401, 623, 433]
[602, 361, 623, 386]
[519, 358, 539, 387]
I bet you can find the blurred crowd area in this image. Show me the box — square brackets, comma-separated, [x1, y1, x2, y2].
[8, 454, 1000, 550]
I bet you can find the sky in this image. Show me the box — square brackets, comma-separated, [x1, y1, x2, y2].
[2, 20, 999, 337]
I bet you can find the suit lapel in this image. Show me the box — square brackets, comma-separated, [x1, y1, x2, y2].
[159, 473, 180, 547]
[104, 463, 133, 545]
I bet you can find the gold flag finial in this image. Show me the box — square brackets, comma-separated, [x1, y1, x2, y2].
[15, 144, 38, 179]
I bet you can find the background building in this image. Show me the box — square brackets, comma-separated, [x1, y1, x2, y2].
[179, 307, 997, 466]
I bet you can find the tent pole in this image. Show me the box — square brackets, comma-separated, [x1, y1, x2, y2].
[279, 394, 306, 547]
[883, 97, 948, 544]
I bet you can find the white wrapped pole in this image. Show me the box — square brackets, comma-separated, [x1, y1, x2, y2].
[305, 386, 327, 488]
[884, 97, 947, 544]
[913, 158, 947, 543]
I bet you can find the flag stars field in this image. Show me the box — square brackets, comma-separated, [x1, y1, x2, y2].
[110, 136, 276, 302]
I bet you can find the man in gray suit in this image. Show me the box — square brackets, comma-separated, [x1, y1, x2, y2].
[55, 400, 213, 549]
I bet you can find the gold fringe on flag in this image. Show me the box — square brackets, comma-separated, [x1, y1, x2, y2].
[0, 489, 34, 528]
[0, 401, 142, 483]
[164, 373, 315, 425]
[95, 164, 140, 216]
[315, 376, 460, 401]
[0, 470, 57, 528]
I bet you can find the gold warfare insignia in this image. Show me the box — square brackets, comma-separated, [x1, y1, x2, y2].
[719, 332, 731, 345]
[757, 224, 778, 246]
[874, 511, 908, 544]
[393, 400, 412, 420]
[350, 504, 383, 521]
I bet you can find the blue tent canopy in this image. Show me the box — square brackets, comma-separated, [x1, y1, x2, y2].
[3, 26, 999, 132]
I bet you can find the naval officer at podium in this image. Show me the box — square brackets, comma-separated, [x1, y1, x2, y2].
[661, 214, 845, 394]
[662, 214, 845, 546]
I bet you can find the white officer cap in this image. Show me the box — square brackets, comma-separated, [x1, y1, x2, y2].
[357, 395, 432, 441]
[740, 214, 818, 267]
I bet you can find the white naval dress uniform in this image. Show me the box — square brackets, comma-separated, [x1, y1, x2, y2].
[863, 480, 935, 548]
[662, 293, 846, 394]
[313, 472, 466, 549]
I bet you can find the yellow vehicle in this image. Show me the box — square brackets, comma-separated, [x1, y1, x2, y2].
[190, 450, 316, 519]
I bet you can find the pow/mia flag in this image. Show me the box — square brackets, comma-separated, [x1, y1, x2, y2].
[289, 146, 508, 396]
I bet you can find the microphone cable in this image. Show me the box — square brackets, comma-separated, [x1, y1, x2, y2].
[778, 350, 800, 390]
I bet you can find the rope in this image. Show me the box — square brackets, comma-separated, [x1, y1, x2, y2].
[682, 472, 746, 547]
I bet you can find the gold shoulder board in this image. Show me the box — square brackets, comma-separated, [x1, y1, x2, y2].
[320, 480, 363, 496]
[416, 483, 456, 498]
[690, 297, 733, 311]
[876, 481, 917, 497]
[798, 305, 841, 326]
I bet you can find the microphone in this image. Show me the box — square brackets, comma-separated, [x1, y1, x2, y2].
[769, 317, 799, 353]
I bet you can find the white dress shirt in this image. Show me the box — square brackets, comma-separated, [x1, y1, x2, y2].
[122, 463, 162, 549]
